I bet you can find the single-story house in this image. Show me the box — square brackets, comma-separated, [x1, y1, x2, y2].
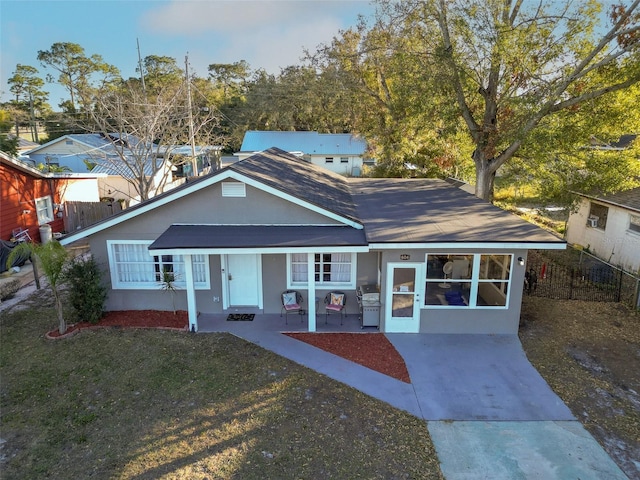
[588, 133, 637, 151]
[23, 133, 130, 173]
[566, 187, 640, 273]
[59, 148, 565, 334]
[90, 156, 176, 206]
[24, 133, 217, 204]
[236, 131, 370, 176]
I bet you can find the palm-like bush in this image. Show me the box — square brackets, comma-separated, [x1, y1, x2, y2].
[7, 240, 69, 334]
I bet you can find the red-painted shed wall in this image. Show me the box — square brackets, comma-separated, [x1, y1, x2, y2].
[0, 162, 65, 243]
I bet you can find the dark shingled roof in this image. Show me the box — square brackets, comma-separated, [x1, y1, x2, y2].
[59, 146, 565, 248]
[149, 225, 367, 250]
[585, 187, 640, 214]
[229, 147, 360, 223]
[348, 178, 562, 244]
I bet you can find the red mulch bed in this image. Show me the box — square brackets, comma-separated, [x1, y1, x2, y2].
[46, 310, 188, 338]
[285, 332, 411, 383]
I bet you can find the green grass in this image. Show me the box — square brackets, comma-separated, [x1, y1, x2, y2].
[0, 290, 443, 479]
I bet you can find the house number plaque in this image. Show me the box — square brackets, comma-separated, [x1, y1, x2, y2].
[400, 254, 410, 260]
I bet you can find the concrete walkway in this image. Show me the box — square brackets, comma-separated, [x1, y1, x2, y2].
[204, 316, 628, 480]
[0, 262, 40, 313]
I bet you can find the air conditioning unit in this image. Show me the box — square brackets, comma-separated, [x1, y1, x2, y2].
[588, 216, 599, 227]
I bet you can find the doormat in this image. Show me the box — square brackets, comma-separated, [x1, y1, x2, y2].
[227, 313, 255, 321]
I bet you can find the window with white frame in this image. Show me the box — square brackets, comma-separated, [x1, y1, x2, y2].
[340, 157, 349, 163]
[288, 253, 356, 287]
[629, 214, 640, 234]
[478, 254, 510, 306]
[425, 253, 512, 308]
[325, 157, 334, 164]
[35, 196, 54, 225]
[108, 241, 209, 289]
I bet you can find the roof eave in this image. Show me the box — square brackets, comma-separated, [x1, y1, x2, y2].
[367, 241, 567, 250]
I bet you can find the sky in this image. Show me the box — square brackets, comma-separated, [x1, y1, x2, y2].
[0, 0, 375, 106]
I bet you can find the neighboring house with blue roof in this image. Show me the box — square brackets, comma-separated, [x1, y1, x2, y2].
[23, 134, 220, 204]
[236, 130, 370, 176]
[566, 187, 640, 273]
[24, 133, 129, 172]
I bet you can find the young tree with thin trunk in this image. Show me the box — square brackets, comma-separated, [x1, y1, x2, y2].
[7, 64, 49, 142]
[7, 241, 69, 334]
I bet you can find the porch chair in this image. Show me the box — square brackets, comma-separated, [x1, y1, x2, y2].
[11, 228, 31, 243]
[324, 291, 346, 325]
[281, 290, 304, 324]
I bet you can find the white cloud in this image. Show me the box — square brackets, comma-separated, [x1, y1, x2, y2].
[144, 0, 360, 33]
[142, 0, 370, 73]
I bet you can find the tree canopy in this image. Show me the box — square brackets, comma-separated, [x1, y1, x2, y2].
[3, 3, 639, 206]
[37, 42, 120, 111]
[313, 0, 640, 200]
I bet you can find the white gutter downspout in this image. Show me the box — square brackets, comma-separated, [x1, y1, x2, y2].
[183, 254, 198, 332]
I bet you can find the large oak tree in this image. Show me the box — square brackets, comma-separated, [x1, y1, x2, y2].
[317, 0, 640, 200]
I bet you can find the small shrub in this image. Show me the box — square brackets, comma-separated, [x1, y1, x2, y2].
[65, 255, 107, 324]
[0, 278, 21, 301]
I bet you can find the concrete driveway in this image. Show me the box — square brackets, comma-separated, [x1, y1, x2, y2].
[386, 334, 628, 480]
[386, 334, 573, 421]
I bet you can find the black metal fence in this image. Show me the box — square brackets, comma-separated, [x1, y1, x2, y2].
[525, 249, 638, 306]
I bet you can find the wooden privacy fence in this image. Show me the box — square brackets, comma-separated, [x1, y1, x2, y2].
[63, 201, 125, 233]
[525, 249, 638, 307]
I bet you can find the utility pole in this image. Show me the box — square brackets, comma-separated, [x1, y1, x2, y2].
[137, 38, 147, 100]
[185, 54, 198, 176]
[29, 92, 39, 142]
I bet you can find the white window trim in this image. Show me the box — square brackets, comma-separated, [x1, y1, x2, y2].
[107, 240, 210, 290]
[628, 214, 640, 235]
[286, 252, 357, 289]
[35, 195, 54, 225]
[423, 253, 513, 310]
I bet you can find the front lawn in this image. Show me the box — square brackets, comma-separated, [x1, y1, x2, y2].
[0, 289, 442, 479]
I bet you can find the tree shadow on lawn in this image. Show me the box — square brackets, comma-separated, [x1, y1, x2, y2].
[1, 305, 441, 480]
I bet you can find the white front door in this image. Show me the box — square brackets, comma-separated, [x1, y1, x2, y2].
[385, 263, 422, 333]
[226, 254, 261, 307]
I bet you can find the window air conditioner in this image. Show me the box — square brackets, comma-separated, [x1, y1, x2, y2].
[588, 216, 599, 228]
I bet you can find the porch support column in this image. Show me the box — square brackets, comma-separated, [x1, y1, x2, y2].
[307, 252, 316, 332]
[183, 254, 198, 332]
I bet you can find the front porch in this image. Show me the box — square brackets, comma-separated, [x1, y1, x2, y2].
[197, 312, 374, 334]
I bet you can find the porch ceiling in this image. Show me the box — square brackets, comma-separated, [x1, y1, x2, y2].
[148, 224, 368, 250]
